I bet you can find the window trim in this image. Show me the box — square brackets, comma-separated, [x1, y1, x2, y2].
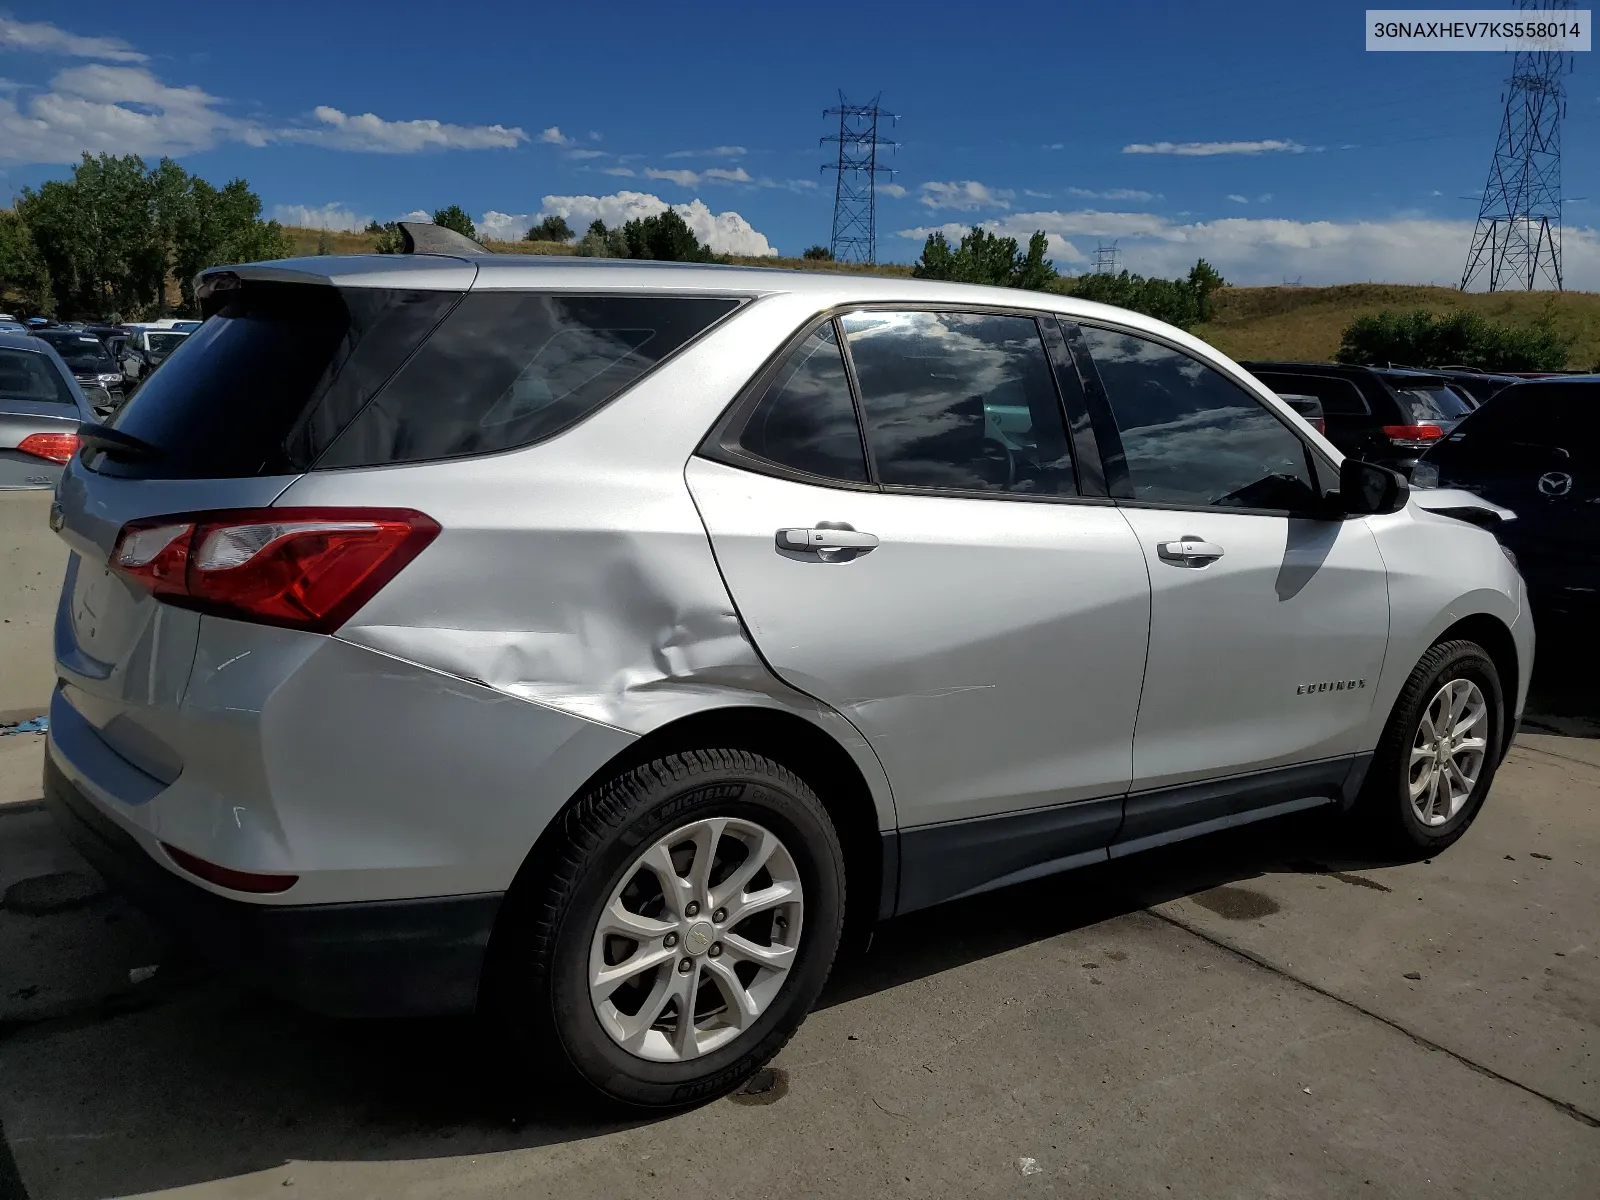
[701, 301, 1097, 505]
[1072, 318, 1345, 521]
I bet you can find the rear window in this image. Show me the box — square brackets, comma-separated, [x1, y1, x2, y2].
[99, 283, 738, 478]
[317, 293, 740, 468]
[36, 333, 116, 372]
[0, 348, 75, 407]
[1386, 379, 1470, 424]
[101, 282, 458, 479]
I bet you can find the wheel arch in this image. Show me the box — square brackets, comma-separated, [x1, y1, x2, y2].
[486, 703, 895, 1011]
[1435, 612, 1520, 761]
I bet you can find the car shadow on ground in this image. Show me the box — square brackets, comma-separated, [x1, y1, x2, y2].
[0, 808, 1407, 1200]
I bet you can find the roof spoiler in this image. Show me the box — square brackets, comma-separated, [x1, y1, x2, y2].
[397, 221, 490, 256]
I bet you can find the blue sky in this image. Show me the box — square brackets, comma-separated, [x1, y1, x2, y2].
[2, 2, 1596, 286]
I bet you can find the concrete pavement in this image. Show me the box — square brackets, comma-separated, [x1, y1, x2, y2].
[1, 729, 1595, 1199]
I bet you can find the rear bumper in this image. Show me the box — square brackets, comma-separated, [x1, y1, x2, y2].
[43, 753, 502, 1017]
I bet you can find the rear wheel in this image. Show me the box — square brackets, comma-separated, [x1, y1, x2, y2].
[486, 749, 844, 1109]
[1352, 639, 1504, 856]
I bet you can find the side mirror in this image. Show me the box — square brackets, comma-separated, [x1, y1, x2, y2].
[1340, 458, 1409, 516]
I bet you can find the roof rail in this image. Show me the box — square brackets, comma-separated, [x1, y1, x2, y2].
[397, 221, 490, 256]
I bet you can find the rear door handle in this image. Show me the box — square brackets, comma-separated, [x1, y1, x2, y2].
[1156, 537, 1224, 566]
[776, 527, 880, 560]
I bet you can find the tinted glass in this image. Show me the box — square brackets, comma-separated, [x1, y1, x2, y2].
[147, 333, 188, 354]
[841, 310, 1074, 495]
[104, 282, 459, 479]
[36, 332, 115, 372]
[1443, 382, 1600, 454]
[1083, 326, 1319, 511]
[1253, 372, 1367, 416]
[0, 349, 75, 407]
[1390, 381, 1470, 424]
[738, 323, 866, 482]
[321, 293, 738, 468]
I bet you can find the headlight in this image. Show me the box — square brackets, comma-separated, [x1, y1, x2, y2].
[98, 373, 121, 385]
[1410, 461, 1439, 489]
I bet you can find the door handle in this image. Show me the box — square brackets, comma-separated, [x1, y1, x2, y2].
[1156, 536, 1224, 566]
[776, 527, 880, 560]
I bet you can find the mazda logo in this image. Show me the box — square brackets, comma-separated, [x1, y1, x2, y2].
[1538, 471, 1573, 497]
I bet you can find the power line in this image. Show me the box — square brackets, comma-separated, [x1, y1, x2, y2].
[1094, 241, 1120, 275]
[821, 92, 897, 264]
[1460, 0, 1574, 291]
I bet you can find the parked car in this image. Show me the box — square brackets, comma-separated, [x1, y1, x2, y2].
[44, 252, 1531, 1108]
[1241, 361, 1475, 476]
[1414, 376, 1598, 617]
[119, 326, 190, 387]
[0, 333, 93, 490]
[1418, 368, 1522, 408]
[1273, 392, 1326, 434]
[30, 328, 124, 416]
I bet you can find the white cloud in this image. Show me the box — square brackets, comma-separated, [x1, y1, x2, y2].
[476, 210, 528, 241]
[919, 180, 1015, 210]
[272, 202, 372, 231]
[1256, 192, 1274, 203]
[645, 167, 700, 187]
[1227, 194, 1249, 204]
[0, 17, 145, 62]
[565, 148, 607, 159]
[665, 145, 747, 159]
[1123, 139, 1306, 156]
[0, 64, 237, 162]
[1066, 187, 1159, 202]
[1025, 189, 1051, 198]
[400, 209, 431, 222]
[704, 166, 751, 183]
[532, 190, 777, 256]
[601, 165, 635, 176]
[899, 207, 1600, 289]
[539, 125, 574, 146]
[290, 106, 525, 152]
[1043, 142, 1064, 151]
[879, 182, 907, 198]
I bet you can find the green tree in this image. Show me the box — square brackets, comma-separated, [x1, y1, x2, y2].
[432, 205, 477, 240]
[1186, 258, 1227, 321]
[526, 214, 573, 243]
[573, 219, 626, 258]
[363, 219, 385, 234]
[316, 229, 333, 255]
[372, 222, 403, 254]
[802, 244, 832, 261]
[1334, 308, 1569, 372]
[0, 210, 54, 315]
[170, 177, 293, 311]
[913, 226, 1057, 290]
[619, 209, 717, 262]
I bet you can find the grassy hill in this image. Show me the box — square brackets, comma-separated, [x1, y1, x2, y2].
[283, 226, 1600, 370]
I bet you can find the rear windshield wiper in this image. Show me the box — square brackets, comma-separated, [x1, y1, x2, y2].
[76, 423, 163, 461]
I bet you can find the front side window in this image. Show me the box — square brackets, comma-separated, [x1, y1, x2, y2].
[737, 323, 866, 482]
[840, 310, 1075, 495]
[1081, 326, 1319, 511]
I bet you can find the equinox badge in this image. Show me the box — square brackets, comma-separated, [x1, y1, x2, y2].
[1298, 679, 1367, 695]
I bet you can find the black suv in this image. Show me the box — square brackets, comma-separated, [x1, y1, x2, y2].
[1415, 376, 1599, 618]
[1240, 361, 1474, 476]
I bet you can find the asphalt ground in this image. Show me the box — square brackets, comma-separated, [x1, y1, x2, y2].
[0, 635, 1595, 1199]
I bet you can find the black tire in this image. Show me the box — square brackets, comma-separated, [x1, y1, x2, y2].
[1351, 639, 1504, 857]
[485, 749, 845, 1109]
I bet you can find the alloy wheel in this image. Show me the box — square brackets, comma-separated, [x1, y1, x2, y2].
[588, 817, 804, 1063]
[1408, 678, 1488, 827]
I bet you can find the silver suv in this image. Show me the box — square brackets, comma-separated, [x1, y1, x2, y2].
[44, 249, 1531, 1108]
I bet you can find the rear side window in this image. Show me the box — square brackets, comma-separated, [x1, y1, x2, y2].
[104, 282, 459, 479]
[737, 323, 867, 482]
[1253, 372, 1367, 416]
[319, 294, 740, 468]
[0, 349, 75, 408]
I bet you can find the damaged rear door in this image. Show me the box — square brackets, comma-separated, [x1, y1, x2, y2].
[689, 309, 1152, 907]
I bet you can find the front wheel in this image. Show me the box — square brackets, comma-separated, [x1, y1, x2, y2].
[1352, 639, 1504, 856]
[486, 749, 845, 1109]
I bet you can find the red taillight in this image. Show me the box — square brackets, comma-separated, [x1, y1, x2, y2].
[17, 432, 79, 463]
[109, 507, 439, 633]
[1309, 417, 1326, 434]
[1383, 424, 1444, 443]
[160, 843, 298, 894]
